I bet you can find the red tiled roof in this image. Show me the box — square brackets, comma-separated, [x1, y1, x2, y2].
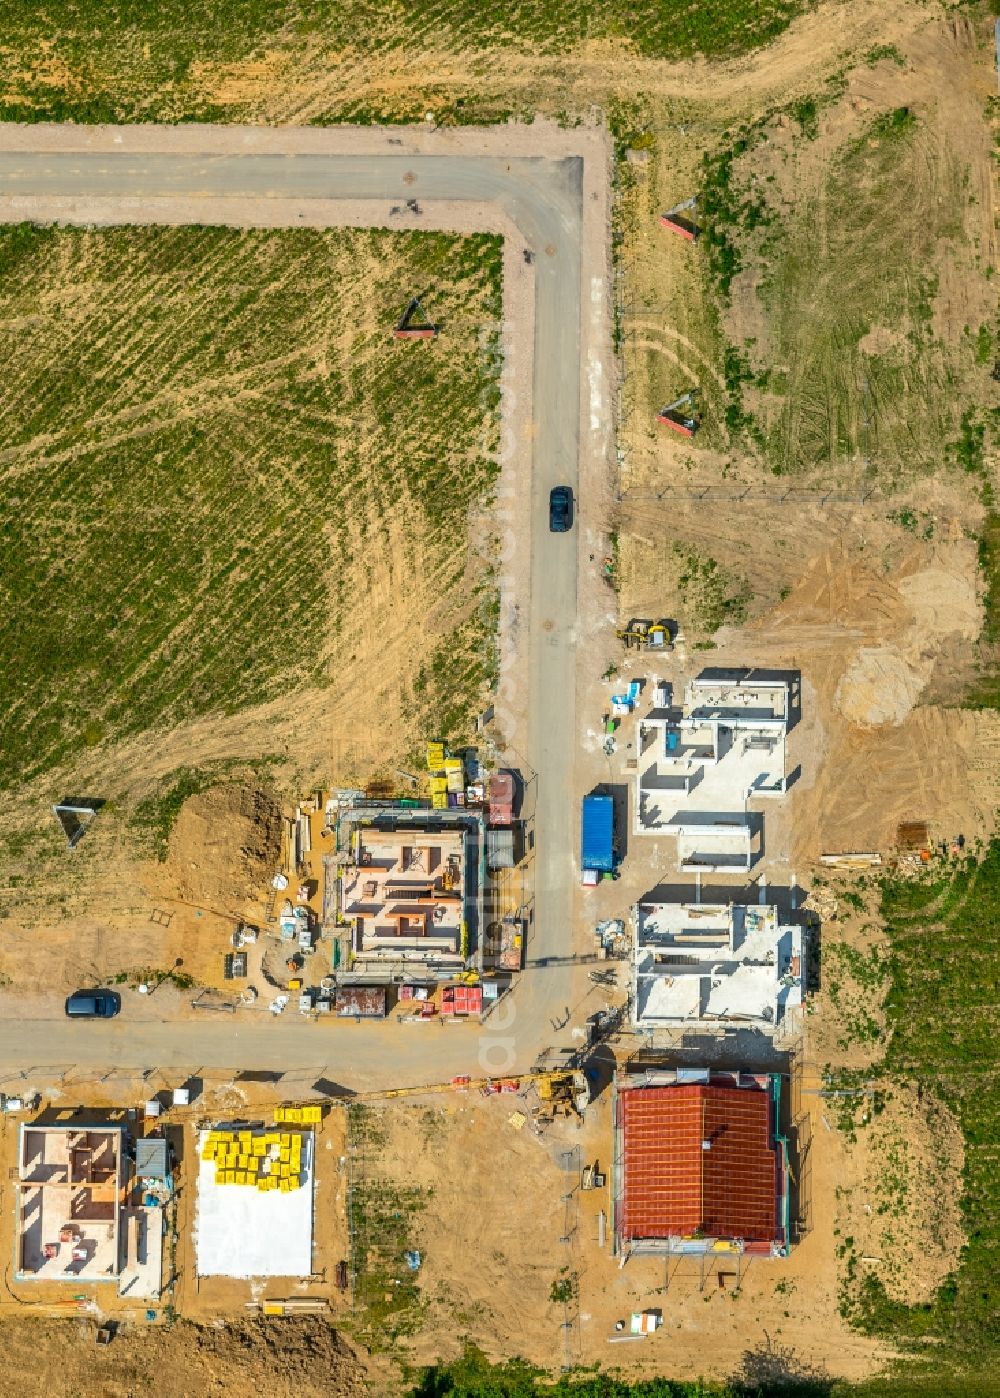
[618, 1083, 778, 1243]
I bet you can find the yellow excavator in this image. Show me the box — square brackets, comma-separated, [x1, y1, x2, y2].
[616, 618, 674, 652]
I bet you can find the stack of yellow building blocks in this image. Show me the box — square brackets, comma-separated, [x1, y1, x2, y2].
[201, 1128, 309, 1190]
[273, 1105, 323, 1125]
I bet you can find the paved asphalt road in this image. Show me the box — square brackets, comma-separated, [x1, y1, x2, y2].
[0, 142, 590, 1088]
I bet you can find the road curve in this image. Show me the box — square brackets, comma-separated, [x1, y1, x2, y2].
[0, 124, 611, 1090]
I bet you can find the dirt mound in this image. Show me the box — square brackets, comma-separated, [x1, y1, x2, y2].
[0, 1317, 369, 1398]
[834, 548, 981, 728]
[835, 646, 932, 728]
[162, 784, 282, 917]
[840, 1084, 965, 1307]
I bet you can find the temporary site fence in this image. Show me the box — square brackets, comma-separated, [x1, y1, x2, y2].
[615, 485, 878, 505]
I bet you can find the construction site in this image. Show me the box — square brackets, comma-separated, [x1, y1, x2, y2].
[0, 2, 997, 1394]
[631, 670, 793, 870]
[631, 900, 803, 1032]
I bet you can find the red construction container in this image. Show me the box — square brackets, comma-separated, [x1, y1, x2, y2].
[489, 772, 515, 826]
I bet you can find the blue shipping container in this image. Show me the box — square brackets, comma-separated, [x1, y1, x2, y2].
[581, 794, 614, 872]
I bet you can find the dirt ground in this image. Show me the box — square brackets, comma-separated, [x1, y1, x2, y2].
[334, 1082, 889, 1386]
[0, 1316, 368, 1398]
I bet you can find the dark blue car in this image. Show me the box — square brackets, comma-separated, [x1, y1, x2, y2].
[549, 485, 573, 532]
[65, 989, 121, 1019]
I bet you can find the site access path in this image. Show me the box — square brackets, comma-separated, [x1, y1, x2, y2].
[0, 122, 615, 1092]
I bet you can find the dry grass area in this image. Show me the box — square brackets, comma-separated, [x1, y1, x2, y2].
[0, 0, 810, 127]
[616, 9, 996, 484]
[0, 224, 501, 799]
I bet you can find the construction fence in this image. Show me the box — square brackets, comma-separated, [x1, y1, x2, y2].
[615, 485, 878, 505]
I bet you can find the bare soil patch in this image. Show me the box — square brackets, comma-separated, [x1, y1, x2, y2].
[0, 1317, 368, 1398]
[150, 784, 281, 920]
[343, 1084, 890, 1384]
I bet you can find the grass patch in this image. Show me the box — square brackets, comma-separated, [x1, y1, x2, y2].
[862, 105, 916, 145]
[410, 1343, 918, 1394]
[741, 105, 972, 476]
[835, 845, 1000, 1385]
[347, 1104, 427, 1351]
[0, 1, 806, 126]
[0, 224, 501, 790]
[823, 939, 889, 1050]
[699, 128, 772, 301]
[676, 547, 751, 633]
[947, 408, 986, 475]
[864, 44, 906, 68]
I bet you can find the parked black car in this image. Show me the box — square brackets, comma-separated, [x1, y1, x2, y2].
[549, 485, 573, 532]
[65, 989, 121, 1019]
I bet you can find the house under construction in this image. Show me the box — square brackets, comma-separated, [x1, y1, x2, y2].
[633, 670, 793, 872]
[14, 1121, 163, 1296]
[632, 900, 803, 1032]
[334, 805, 485, 980]
[612, 1068, 790, 1260]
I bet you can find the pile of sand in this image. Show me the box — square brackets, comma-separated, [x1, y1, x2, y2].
[164, 783, 281, 916]
[836, 552, 982, 728]
[835, 646, 932, 728]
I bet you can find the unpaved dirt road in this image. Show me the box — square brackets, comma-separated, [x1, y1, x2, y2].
[0, 123, 613, 1087]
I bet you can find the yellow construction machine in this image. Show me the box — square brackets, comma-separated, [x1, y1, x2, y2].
[357, 1067, 590, 1119]
[536, 1069, 591, 1123]
[616, 618, 674, 652]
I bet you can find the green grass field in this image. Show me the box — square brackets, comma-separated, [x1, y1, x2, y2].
[0, 224, 501, 791]
[833, 847, 1000, 1389]
[0, 0, 803, 124]
[697, 105, 991, 481]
